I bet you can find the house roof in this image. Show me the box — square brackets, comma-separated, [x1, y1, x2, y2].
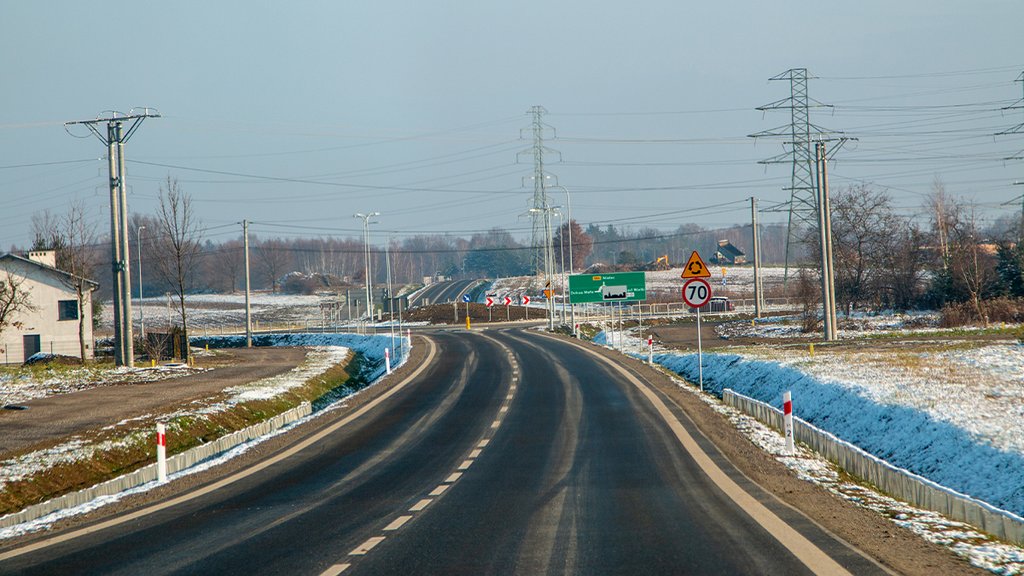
[0, 253, 99, 289]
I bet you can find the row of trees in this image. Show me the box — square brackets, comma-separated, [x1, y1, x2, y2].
[22, 175, 1023, 329]
[808, 181, 1024, 321]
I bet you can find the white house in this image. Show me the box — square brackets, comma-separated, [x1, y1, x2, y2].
[0, 251, 98, 364]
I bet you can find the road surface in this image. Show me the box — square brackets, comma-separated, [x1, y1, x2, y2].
[0, 328, 888, 575]
[407, 279, 480, 308]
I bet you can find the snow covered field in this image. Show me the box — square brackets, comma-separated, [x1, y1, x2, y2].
[100, 293, 327, 333]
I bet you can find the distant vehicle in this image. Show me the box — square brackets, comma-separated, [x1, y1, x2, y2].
[690, 296, 734, 313]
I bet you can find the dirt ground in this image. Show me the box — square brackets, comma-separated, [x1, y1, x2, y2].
[0, 347, 308, 457]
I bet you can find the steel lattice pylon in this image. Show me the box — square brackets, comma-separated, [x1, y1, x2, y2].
[749, 69, 834, 282]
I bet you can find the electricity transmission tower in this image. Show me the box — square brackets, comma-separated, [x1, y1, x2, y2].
[517, 106, 561, 325]
[995, 71, 1024, 240]
[749, 69, 835, 284]
[518, 106, 561, 274]
[65, 109, 159, 367]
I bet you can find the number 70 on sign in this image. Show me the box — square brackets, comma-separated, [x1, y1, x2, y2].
[682, 278, 712, 308]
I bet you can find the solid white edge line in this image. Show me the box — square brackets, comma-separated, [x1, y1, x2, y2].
[0, 338, 441, 562]
[532, 332, 854, 576]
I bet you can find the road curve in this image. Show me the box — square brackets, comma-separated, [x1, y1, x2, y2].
[0, 328, 888, 575]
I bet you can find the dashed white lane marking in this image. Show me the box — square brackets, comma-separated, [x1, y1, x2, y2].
[478, 439, 490, 448]
[499, 406, 508, 413]
[410, 499, 432, 512]
[429, 484, 450, 496]
[350, 536, 385, 555]
[445, 472, 463, 483]
[506, 393, 514, 400]
[458, 459, 474, 470]
[469, 448, 482, 458]
[319, 563, 350, 575]
[384, 515, 413, 531]
[491, 419, 501, 429]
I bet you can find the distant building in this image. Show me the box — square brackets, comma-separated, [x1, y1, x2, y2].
[0, 251, 98, 364]
[712, 240, 746, 265]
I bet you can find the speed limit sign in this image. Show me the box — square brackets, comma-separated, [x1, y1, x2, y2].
[682, 278, 712, 308]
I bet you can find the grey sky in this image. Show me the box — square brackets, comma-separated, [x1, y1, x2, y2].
[2, 1, 1022, 249]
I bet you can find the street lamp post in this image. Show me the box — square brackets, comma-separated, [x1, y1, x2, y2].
[529, 205, 561, 330]
[553, 186, 576, 333]
[354, 212, 380, 321]
[137, 225, 145, 341]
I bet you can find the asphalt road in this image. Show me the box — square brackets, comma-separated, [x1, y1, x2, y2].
[408, 279, 480, 307]
[0, 329, 887, 575]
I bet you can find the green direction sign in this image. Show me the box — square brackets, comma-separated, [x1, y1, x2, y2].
[568, 272, 647, 303]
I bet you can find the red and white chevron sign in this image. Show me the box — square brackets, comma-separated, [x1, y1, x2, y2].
[521, 295, 530, 305]
[485, 296, 494, 307]
[503, 296, 512, 306]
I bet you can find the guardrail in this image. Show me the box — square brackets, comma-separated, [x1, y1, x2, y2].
[0, 402, 312, 530]
[722, 389, 1024, 545]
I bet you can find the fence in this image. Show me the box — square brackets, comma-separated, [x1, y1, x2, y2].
[0, 402, 312, 530]
[722, 389, 1024, 545]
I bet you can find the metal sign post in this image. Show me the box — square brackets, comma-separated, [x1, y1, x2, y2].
[682, 254, 713, 393]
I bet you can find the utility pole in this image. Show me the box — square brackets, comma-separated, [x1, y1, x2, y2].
[751, 197, 763, 319]
[815, 141, 838, 341]
[137, 225, 145, 340]
[749, 70, 835, 288]
[354, 212, 380, 320]
[243, 219, 252, 347]
[65, 109, 159, 367]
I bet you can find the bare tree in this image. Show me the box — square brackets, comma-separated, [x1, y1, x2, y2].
[256, 238, 291, 293]
[152, 176, 202, 350]
[0, 269, 36, 342]
[59, 202, 101, 363]
[947, 205, 997, 324]
[829, 186, 900, 314]
[927, 179, 957, 269]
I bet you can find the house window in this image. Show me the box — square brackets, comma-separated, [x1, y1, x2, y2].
[58, 299, 79, 321]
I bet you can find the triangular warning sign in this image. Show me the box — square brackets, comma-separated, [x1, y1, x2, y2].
[681, 251, 711, 278]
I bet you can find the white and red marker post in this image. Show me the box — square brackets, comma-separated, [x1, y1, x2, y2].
[522, 294, 530, 320]
[783, 391, 795, 454]
[385, 347, 392, 374]
[504, 295, 512, 321]
[647, 335, 654, 365]
[156, 422, 168, 483]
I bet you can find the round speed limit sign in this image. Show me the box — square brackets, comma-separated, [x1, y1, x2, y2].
[682, 277, 712, 308]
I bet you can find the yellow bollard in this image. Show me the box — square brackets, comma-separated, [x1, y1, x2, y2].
[809, 343, 815, 356]
[151, 359, 156, 368]
[466, 316, 471, 330]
